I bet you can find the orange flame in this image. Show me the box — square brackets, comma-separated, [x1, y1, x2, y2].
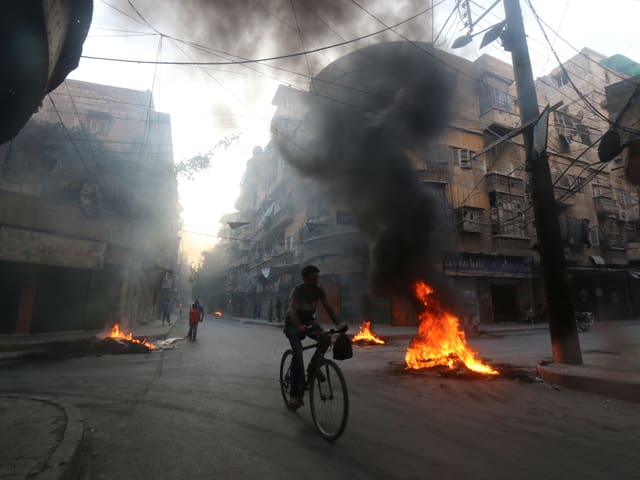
[353, 321, 385, 344]
[109, 324, 156, 350]
[214, 311, 222, 317]
[405, 281, 497, 375]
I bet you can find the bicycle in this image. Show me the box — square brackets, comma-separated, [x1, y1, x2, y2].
[279, 328, 349, 441]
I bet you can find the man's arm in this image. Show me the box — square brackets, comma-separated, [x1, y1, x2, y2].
[289, 296, 306, 333]
[320, 297, 341, 325]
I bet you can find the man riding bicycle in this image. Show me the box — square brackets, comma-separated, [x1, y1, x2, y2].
[284, 265, 347, 410]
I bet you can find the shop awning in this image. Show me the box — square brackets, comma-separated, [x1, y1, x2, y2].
[589, 255, 606, 265]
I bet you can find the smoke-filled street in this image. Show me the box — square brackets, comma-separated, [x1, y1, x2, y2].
[0, 317, 638, 480]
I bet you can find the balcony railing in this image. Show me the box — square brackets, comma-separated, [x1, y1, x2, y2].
[416, 166, 449, 184]
[593, 196, 618, 217]
[485, 172, 524, 194]
[457, 207, 487, 233]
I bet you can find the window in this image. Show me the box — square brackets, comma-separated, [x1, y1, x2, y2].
[553, 111, 591, 144]
[592, 181, 612, 199]
[618, 190, 632, 208]
[461, 207, 483, 222]
[490, 192, 527, 237]
[555, 70, 570, 87]
[479, 84, 512, 113]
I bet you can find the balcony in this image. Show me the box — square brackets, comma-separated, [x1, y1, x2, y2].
[593, 196, 618, 217]
[492, 235, 531, 254]
[485, 172, 525, 194]
[457, 207, 486, 233]
[301, 222, 361, 244]
[416, 166, 449, 184]
[627, 242, 640, 262]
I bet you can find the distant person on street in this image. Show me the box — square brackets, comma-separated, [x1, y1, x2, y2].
[275, 298, 282, 323]
[284, 265, 347, 410]
[162, 299, 171, 326]
[187, 303, 201, 341]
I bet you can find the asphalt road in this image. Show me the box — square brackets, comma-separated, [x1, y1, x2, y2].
[0, 318, 638, 480]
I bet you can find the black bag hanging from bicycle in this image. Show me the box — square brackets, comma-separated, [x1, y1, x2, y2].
[333, 332, 353, 360]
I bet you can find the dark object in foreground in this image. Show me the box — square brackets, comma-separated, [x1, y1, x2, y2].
[0, 1, 93, 143]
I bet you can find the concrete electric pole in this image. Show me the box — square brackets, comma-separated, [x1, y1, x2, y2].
[502, 0, 582, 364]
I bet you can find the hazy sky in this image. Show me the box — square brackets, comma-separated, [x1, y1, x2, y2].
[67, 0, 640, 264]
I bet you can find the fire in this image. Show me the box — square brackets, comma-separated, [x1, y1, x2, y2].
[405, 281, 497, 375]
[108, 324, 156, 350]
[352, 321, 385, 344]
[214, 311, 222, 317]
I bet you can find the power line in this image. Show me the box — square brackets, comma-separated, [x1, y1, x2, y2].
[81, 4, 440, 66]
[526, 0, 611, 127]
[289, 0, 312, 77]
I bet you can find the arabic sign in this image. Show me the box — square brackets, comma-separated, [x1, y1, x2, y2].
[443, 255, 533, 278]
[0, 227, 106, 270]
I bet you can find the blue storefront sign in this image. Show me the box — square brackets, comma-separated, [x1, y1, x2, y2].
[443, 255, 533, 278]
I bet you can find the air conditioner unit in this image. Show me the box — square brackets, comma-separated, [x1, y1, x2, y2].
[457, 149, 472, 169]
[618, 209, 628, 222]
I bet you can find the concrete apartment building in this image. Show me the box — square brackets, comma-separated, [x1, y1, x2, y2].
[221, 42, 640, 326]
[0, 79, 180, 333]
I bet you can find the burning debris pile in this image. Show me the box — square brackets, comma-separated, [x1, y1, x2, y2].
[352, 321, 385, 345]
[91, 324, 157, 355]
[405, 282, 498, 376]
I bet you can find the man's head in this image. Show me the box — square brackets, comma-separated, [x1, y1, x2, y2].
[301, 265, 320, 286]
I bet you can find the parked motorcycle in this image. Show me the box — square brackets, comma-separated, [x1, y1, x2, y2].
[575, 311, 594, 332]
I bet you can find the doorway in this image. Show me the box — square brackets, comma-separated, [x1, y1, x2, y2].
[490, 283, 519, 323]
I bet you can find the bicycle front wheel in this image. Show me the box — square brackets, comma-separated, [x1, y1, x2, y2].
[309, 358, 349, 441]
[279, 349, 294, 409]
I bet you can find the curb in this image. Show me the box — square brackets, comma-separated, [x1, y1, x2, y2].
[1, 395, 86, 480]
[536, 363, 640, 403]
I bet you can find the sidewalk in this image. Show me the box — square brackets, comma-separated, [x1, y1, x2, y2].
[0, 395, 85, 480]
[0, 318, 178, 479]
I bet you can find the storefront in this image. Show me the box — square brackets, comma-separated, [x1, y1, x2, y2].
[443, 254, 537, 324]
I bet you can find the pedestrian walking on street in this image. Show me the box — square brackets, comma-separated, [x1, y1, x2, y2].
[187, 303, 200, 341]
[162, 299, 172, 326]
[275, 298, 282, 323]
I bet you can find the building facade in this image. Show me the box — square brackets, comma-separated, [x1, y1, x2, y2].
[221, 43, 640, 325]
[0, 79, 180, 333]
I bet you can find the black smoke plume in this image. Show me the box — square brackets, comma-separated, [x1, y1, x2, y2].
[273, 41, 458, 308]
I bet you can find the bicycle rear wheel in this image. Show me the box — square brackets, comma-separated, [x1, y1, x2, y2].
[279, 349, 294, 409]
[309, 358, 349, 441]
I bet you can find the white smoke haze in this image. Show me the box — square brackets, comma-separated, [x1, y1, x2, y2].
[71, 0, 640, 263]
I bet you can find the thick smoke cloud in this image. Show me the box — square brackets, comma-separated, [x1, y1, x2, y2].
[274, 41, 458, 307]
[136, 0, 432, 75]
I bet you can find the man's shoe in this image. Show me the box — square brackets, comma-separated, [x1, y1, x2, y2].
[287, 397, 304, 411]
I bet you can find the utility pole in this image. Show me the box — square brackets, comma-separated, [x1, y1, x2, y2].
[502, 0, 582, 364]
